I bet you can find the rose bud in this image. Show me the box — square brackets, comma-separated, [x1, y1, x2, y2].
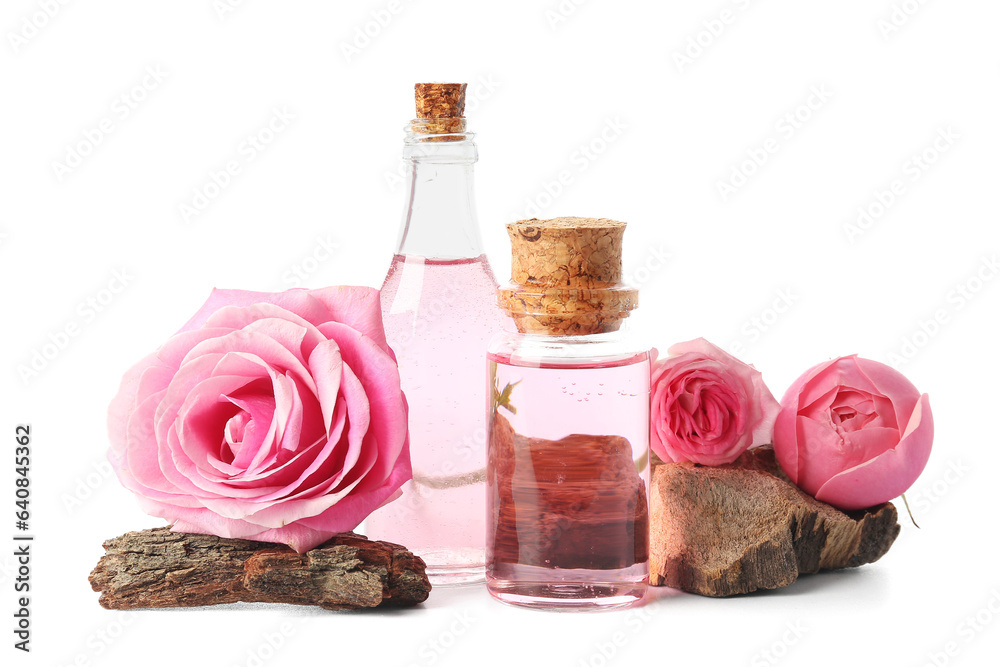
[773, 355, 933, 510]
[107, 287, 411, 553]
[650, 338, 780, 466]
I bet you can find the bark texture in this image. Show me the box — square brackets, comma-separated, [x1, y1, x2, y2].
[489, 413, 648, 570]
[650, 446, 900, 596]
[90, 527, 430, 610]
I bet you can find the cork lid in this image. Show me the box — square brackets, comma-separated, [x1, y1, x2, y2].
[499, 217, 638, 335]
[411, 82, 467, 138]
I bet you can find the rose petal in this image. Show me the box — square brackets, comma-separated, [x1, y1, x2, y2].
[854, 357, 921, 440]
[650, 339, 778, 466]
[317, 321, 407, 488]
[307, 340, 343, 439]
[794, 416, 849, 495]
[775, 359, 841, 484]
[108, 287, 412, 553]
[310, 286, 391, 357]
[814, 394, 933, 509]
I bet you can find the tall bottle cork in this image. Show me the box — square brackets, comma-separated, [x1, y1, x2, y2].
[412, 83, 467, 138]
[498, 217, 638, 335]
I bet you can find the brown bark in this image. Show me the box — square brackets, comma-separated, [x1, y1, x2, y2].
[89, 527, 430, 610]
[489, 413, 647, 571]
[649, 446, 900, 597]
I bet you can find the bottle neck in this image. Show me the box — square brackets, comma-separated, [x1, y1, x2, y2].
[394, 126, 484, 260]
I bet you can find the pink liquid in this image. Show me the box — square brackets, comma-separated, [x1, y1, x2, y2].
[486, 353, 650, 609]
[364, 254, 504, 584]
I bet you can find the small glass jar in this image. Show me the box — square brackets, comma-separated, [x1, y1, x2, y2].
[485, 217, 650, 611]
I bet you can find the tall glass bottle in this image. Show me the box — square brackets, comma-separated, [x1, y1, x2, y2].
[364, 83, 504, 585]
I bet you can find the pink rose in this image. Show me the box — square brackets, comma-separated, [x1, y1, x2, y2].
[650, 338, 780, 466]
[107, 287, 410, 553]
[773, 355, 932, 510]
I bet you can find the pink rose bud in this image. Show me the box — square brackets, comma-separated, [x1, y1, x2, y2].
[773, 355, 933, 510]
[107, 287, 411, 553]
[650, 338, 780, 466]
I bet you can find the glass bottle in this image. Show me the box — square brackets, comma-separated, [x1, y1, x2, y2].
[486, 217, 650, 610]
[364, 83, 504, 586]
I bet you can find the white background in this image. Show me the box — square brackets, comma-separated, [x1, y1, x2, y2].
[2, 1, 999, 666]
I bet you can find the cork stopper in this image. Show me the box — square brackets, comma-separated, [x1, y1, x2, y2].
[411, 83, 467, 138]
[499, 217, 638, 335]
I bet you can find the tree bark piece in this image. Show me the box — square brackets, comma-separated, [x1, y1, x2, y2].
[489, 413, 648, 571]
[650, 446, 900, 597]
[90, 527, 430, 610]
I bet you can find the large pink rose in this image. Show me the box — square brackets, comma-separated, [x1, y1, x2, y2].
[107, 287, 410, 553]
[773, 355, 933, 510]
[650, 338, 780, 466]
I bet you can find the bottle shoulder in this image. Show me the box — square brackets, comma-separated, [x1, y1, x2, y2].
[488, 327, 649, 367]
